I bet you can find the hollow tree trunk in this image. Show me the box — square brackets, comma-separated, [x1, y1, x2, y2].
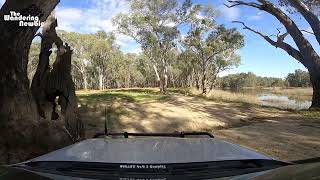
[0, 0, 62, 164]
[31, 13, 85, 141]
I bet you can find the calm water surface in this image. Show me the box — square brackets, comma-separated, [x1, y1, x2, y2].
[228, 89, 312, 110]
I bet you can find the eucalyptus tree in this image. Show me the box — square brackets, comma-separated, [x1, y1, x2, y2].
[89, 32, 119, 90]
[136, 53, 158, 87]
[177, 49, 199, 88]
[58, 31, 95, 90]
[286, 69, 311, 87]
[226, 0, 320, 109]
[182, 6, 244, 94]
[120, 53, 146, 88]
[113, 0, 193, 93]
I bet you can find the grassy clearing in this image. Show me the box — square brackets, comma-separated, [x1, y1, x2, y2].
[77, 88, 319, 115]
[77, 88, 170, 103]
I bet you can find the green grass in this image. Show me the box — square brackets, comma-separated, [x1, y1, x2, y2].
[297, 110, 320, 119]
[77, 89, 171, 103]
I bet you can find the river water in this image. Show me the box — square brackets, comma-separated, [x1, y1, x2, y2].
[228, 89, 312, 110]
[258, 94, 312, 110]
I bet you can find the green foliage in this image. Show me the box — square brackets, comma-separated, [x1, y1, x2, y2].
[279, 0, 320, 15]
[181, 6, 244, 93]
[219, 72, 286, 90]
[78, 89, 170, 103]
[27, 1, 292, 93]
[112, 0, 197, 92]
[219, 73, 255, 90]
[218, 70, 311, 90]
[286, 69, 311, 87]
[113, 0, 183, 62]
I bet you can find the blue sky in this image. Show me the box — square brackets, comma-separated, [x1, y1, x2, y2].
[1, 0, 319, 78]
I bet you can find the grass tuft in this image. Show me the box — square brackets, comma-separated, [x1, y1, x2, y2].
[297, 109, 320, 119]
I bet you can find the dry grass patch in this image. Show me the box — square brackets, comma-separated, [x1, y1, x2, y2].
[187, 88, 261, 105]
[270, 88, 313, 97]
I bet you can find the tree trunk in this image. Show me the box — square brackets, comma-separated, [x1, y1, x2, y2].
[0, 0, 67, 164]
[81, 66, 88, 90]
[163, 65, 168, 93]
[159, 78, 164, 93]
[83, 75, 88, 90]
[201, 73, 207, 94]
[309, 68, 320, 109]
[229, 0, 320, 109]
[257, 0, 320, 108]
[195, 73, 200, 90]
[208, 71, 219, 94]
[99, 73, 103, 90]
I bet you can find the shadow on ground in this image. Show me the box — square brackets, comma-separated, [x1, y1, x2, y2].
[78, 90, 320, 162]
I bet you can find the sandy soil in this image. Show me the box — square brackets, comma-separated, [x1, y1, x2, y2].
[78, 93, 320, 162]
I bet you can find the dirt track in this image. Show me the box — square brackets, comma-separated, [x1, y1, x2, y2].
[78, 93, 320, 162]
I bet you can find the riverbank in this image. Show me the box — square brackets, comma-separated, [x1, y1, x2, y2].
[178, 87, 313, 110]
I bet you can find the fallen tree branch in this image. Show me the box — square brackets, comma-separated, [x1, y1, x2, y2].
[62, 126, 74, 142]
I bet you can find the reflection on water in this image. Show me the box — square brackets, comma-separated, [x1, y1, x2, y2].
[226, 89, 312, 110]
[258, 94, 312, 110]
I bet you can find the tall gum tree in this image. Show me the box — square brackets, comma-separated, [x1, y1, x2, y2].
[181, 5, 244, 94]
[113, 0, 194, 93]
[226, 0, 320, 109]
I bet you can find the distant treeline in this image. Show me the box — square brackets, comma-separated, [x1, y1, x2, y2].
[28, 29, 243, 93]
[217, 70, 311, 90]
[28, 30, 310, 92]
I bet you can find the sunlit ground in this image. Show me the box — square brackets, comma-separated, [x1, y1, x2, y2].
[77, 88, 320, 161]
